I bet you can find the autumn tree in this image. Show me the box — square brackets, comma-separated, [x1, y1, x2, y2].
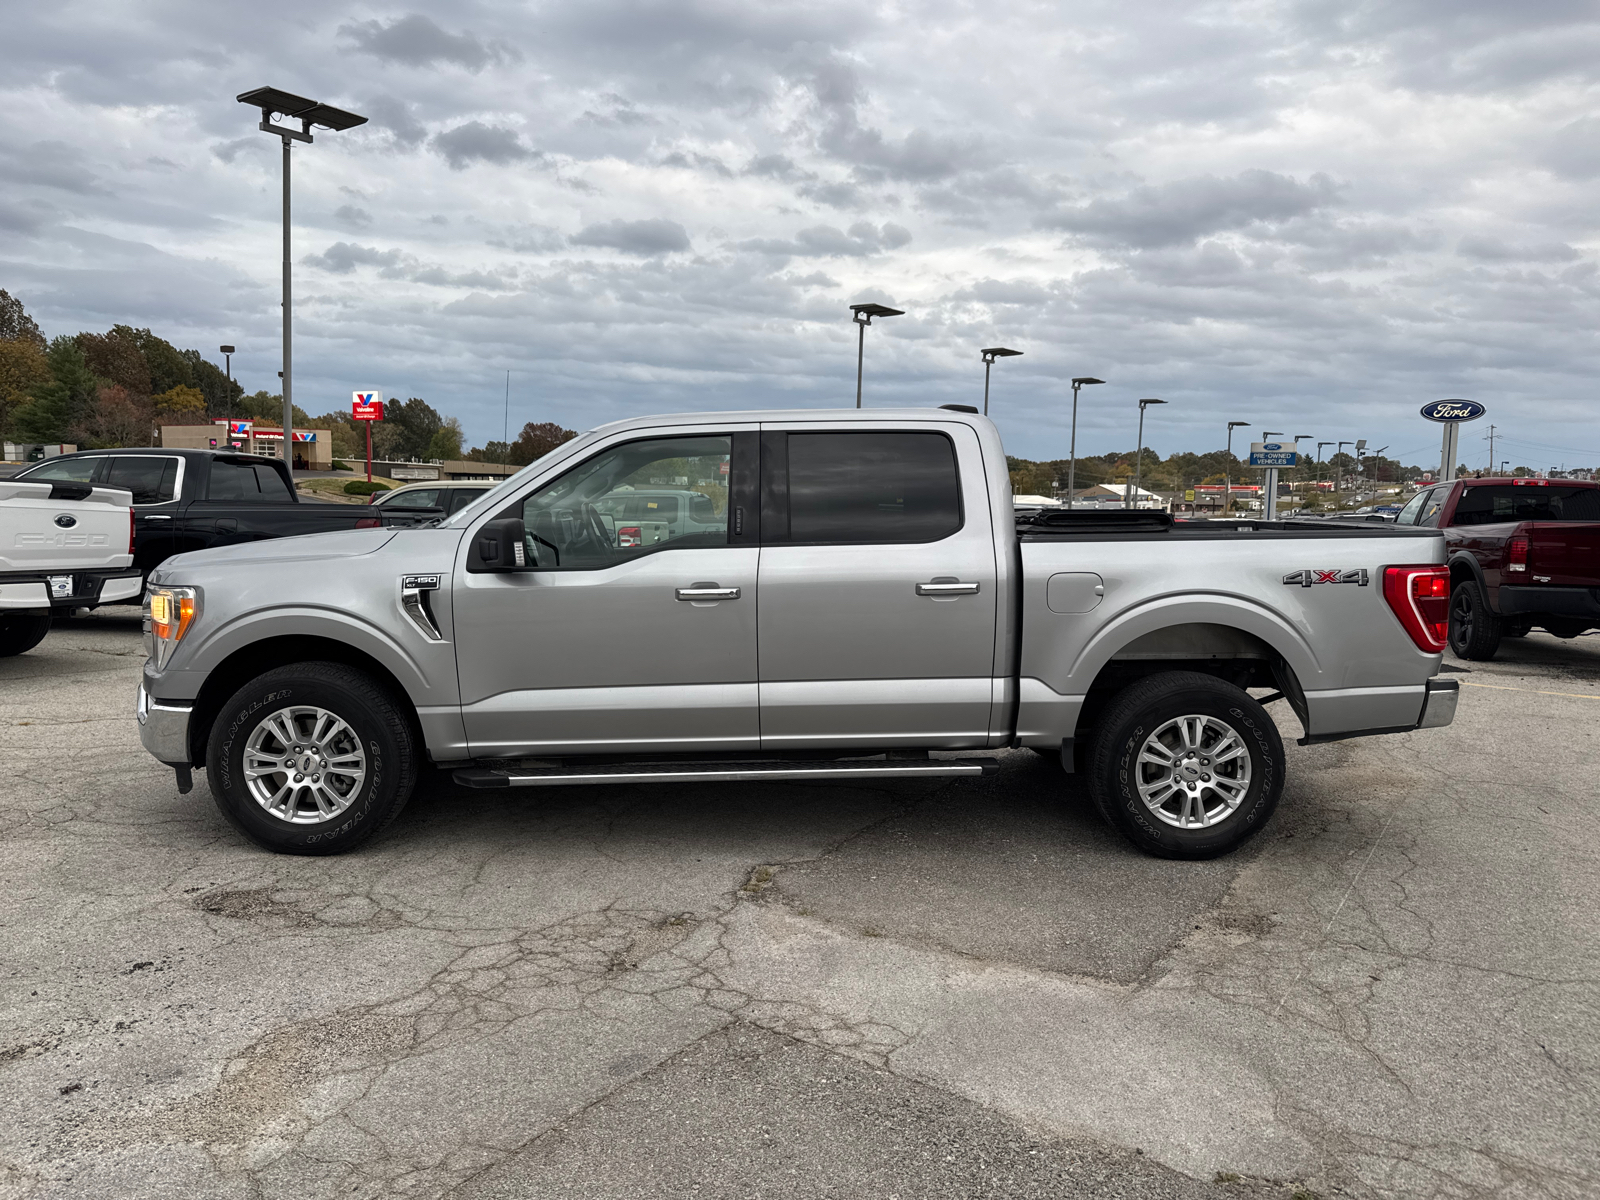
[153, 384, 209, 422]
[79, 385, 153, 448]
[76, 327, 151, 397]
[0, 289, 45, 346]
[11, 337, 99, 443]
[0, 337, 51, 438]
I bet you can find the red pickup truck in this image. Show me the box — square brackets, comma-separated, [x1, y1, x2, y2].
[1393, 477, 1600, 659]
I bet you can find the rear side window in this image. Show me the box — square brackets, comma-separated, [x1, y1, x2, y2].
[19, 457, 104, 484]
[784, 432, 961, 544]
[107, 457, 178, 505]
[208, 460, 294, 503]
[1453, 485, 1600, 524]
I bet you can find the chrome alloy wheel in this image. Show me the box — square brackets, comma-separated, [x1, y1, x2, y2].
[242, 706, 367, 824]
[1134, 714, 1252, 829]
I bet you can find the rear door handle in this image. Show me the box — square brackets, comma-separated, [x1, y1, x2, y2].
[675, 586, 741, 601]
[140, 515, 172, 522]
[917, 581, 980, 596]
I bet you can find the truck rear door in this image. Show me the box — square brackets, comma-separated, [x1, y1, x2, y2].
[104, 455, 181, 575]
[754, 424, 998, 748]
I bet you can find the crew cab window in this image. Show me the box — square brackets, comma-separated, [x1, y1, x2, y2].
[107, 456, 178, 505]
[1452, 485, 1600, 524]
[1395, 489, 1431, 526]
[208, 460, 294, 502]
[19, 457, 104, 483]
[785, 432, 961, 544]
[521, 435, 730, 569]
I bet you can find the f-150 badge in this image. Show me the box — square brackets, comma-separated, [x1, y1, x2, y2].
[1283, 569, 1369, 588]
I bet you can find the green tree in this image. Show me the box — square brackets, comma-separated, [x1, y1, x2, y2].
[426, 416, 463, 461]
[0, 289, 45, 346]
[181, 349, 244, 416]
[0, 336, 52, 437]
[153, 384, 209, 422]
[128, 327, 193, 395]
[383, 397, 445, 460]
[76, 327, 150, 396]
[12, 336, 100, 443]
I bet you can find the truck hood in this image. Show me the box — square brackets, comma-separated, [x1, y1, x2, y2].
[153, 528, 399, 580]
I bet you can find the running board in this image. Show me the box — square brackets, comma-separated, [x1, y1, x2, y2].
[453, 758, 999, 789]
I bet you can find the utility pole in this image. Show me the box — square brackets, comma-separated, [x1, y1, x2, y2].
[1486, 423, 1497, 473]
[1225, 421, 1249, 516]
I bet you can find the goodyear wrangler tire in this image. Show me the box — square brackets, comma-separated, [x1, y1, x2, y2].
[206, 662, 417, 855]
[1087, 671, 1283, 860]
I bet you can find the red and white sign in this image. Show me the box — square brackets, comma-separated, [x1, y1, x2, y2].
[352, 391, 384, 422]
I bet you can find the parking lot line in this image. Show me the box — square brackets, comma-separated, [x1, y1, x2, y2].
[1459, 680, 1600, 700]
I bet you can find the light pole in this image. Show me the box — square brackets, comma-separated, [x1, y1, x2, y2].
[1292, 434, 1312, 510]
[220, 345, 235, 420]
[1225, 421, 1249, 516]
[849, 303, 904, 407]
[1130, 399, 1166, 508]
[980, 347, 1022, 416]
[1336, 441, 1352, 502]
[236, 87, 367, 484]
[1066, 377, 1105, 509]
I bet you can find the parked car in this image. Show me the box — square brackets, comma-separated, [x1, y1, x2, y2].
[1393, 477, 1600, 658]
[136, 407, 1457, 861]
[0, 476, 137, 654]
[368, 479, 500, 515]
[14, 449, 443, 584]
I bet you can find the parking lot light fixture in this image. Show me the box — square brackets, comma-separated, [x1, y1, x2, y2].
[1066, 377, 1105, 509]
[236, 87, 368, 483]
[1131, 399, 1166, 509]
[1225, 421, 1249, 516]
[980, 347, 1023, 416]
[849, 303, 904, 407]
[220, 346, 235, 419]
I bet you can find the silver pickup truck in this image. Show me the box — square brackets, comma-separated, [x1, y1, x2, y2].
[136, 408, 1458, 860]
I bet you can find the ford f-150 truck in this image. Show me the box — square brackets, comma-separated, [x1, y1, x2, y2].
[1, 478, 137, 655]
[136, 408, 1459, 860]
[14, 448, 443, 586]
[1392, 476, 1600, 659]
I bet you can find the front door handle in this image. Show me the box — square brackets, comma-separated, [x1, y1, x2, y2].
[675, 585, 741, 601]
[917, 580, 980, 596]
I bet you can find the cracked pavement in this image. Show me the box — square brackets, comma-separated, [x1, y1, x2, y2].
[1, 610, 1595, 1199]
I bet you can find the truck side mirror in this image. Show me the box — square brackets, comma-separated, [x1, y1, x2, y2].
[469, 517, 534, 572]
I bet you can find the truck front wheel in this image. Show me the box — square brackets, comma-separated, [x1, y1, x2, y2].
[1448, 579, 1501, 660]
[0, 614, 52, 657]
[1087, 671, 1283, 860]
[205, 662, 418, 855]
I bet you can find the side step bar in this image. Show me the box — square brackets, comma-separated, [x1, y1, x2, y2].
[453, 758, 999, 789]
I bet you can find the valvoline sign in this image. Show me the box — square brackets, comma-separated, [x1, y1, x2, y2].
[1420, 399, 1485, 422]
[352, 391, 384, 422]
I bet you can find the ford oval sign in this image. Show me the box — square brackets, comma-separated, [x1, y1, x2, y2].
[1420, 399, 1485, 423]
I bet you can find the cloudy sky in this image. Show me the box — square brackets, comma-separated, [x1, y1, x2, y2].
[5, 1, 1600, 469]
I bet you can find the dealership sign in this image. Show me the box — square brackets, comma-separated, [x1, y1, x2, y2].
[352, 391, 384, 422]
[1420, 399, 1485, 423]
[1248, 441, 1299, 468]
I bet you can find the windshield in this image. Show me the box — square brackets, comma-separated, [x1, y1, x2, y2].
[1453, 485, 1600, 525]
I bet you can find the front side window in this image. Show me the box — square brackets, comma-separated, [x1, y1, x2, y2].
[1452, 485, 1600, 525]
[520, 435, 730, 569]
[382, 488, 441, 509]
[108, 457, 179, 505]
[785, 431, 961, 544]
[19, 457, 104, 484]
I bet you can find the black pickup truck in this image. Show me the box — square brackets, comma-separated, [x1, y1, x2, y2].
[13, 449, 442, 602]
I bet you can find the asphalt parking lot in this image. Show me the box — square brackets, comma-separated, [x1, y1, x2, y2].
[1, 612, 1596, 1200]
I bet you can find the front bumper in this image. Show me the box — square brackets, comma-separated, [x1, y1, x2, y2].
[136, 684, 193, 766]
[1498, 585, 1600, 620]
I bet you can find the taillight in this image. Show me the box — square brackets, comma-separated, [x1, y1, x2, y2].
[618, 526, 641, 548]
[1383, 565, 1450, 652]
[355, 517, 380, 529]
[1506, 535, 1528, 573]
[128, 508, 136, 556]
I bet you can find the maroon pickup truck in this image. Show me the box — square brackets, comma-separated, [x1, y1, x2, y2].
[1393, 477, 1600, 659]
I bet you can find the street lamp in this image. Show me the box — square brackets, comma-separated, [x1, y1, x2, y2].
[1130, 399, 1166, 509]
[1336, 441, 1352, 500]
[849, 302, 904, 407]
[1225, 421, 1249, 516]
[236, 87, 368, 483]
[1066, 377, 1105, 509]
[980, 347, 1022, 416]
[220, 345, 235, 420]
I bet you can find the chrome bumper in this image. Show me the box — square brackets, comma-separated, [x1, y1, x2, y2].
[1417, 677, 1459, 730]
[137, 684, 193, 766]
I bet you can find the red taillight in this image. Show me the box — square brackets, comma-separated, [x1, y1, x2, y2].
[1383, 565, 1450, 652]
[128, 508, 136, 556]
[618, 526, 641, 548]
[355, 517, 380, 529]
[1506, 535, 1528, 573]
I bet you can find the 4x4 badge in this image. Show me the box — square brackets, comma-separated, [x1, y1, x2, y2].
[1282, 569, 1368, 588]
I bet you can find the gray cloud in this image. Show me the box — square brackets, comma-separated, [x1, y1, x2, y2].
[432, 122, 539, 169]
[302, 241, 516, 290]
[1041, 170, 1341, 248]
[571, 218, 691, 256]
[363, 95, 430, 150]
[1457, 234, 1579, 263]
[742, 221, 911, 258]
[335, 205, 372, 228]
[1541, 115, 1600, 180]
[339, 14, 516, 71]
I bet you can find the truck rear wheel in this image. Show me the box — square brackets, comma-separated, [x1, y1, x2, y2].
[0, 614, 52, 657]
[206, 662, 418, 855]
[1448, 579, 1502, 660]
[1087, 672, 1283, 860]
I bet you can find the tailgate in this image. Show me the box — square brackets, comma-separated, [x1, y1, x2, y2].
[0, 482, 134, 573]
[1527, 522, 1600, 586]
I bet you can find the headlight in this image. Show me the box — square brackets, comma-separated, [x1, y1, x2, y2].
[143, 586, 200, 669]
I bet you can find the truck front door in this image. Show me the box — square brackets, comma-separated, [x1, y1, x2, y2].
[453, 430, 759, 758]
[755, 425, 998, 748]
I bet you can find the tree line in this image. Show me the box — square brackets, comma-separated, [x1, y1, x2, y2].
[0, 289, 576, 466]
[1008, 445, 1432, 500]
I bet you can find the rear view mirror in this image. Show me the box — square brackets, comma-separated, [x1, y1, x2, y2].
[469, 517, 534, 572]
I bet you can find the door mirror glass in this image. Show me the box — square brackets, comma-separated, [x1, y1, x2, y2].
[520, 435, 731, 570]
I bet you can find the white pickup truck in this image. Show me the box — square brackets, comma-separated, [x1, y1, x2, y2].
[0, 478, 138, 656]
[135, 408, 1458, 860]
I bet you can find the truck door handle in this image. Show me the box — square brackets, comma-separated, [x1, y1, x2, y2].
[917, 580, 980, 596]
[141, 515, 172, 522]
[214, 518, 238, 532]
[675, 585, 740, 601]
